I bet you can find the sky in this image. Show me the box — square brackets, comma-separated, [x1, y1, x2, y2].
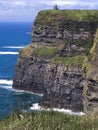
[0, 0, 98, 22]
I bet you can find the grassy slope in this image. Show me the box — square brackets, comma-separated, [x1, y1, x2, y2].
[0, 111, 98, 130]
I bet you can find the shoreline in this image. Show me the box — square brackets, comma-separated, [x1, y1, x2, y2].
[30, 103, 85, 116]
[12, 88, 85, 116]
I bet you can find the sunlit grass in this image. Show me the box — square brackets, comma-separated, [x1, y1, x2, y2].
[1, 111, 98, 130]
[52, 55, 86, 66]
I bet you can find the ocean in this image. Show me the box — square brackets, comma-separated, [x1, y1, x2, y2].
[0, 22, 41, 119]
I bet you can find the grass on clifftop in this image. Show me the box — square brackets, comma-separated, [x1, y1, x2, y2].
[36, 10, 98, 24]
[52, 56, 86, 66]
[1, 111, 98, 130]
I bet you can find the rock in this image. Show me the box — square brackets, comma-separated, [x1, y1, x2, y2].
[40, 65, 84, 112]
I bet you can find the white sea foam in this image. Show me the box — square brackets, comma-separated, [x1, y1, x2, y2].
[0, 51, 18, 55]
[12, 89, 32, 94]
[0, 79, 13, 85]
[52, 108, 85, 116]
[0, 85, 12, 91]
[30, 103, 85, 116]
[2, 46, 25, 49]
[26, 32, 31, 35]
[30, 103, 41, 111]
[0, 80, 42, 96]
[12, 89, 43, 96]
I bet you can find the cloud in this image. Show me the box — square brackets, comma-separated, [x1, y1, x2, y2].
[40, 0, 77, 6]
[0, 0, 98, 22]
[0, 0, 28, 9]
[0, 0, 97, 9]
[40, 0, 98, 9]
[0, 0, 98, 12]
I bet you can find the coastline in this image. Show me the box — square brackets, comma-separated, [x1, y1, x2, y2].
[30, 103, 85, 116]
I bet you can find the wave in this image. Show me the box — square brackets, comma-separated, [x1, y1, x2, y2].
[0, 79, 42, 96]
[2, 46, 25, 49]
[0, 51, 18, 55]
[12, 89, 43, 96]
[26, 32, 31, 35]
[30, 103, 41, 111]
[0, 85, 12, 90]
[12, 89, 28, 94]
[52, 108, 85, 116]
[0, 79, 43, 96]
[30, 103, 85, 116]
[0, 79, 13, 85]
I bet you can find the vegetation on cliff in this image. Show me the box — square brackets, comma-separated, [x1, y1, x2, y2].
[34, 46, 58, 56]
[36, 10, 98, 24]
[52, 55, 86, 66]
[83, 29, 98, 79]
[19, 43, 86, 66]
[19, 44, 35, 57]
[1, 111, 98, 130]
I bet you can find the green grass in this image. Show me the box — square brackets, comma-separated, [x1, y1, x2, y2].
[82, 29, 98, 79]
[34, 46, 58, 56]
[83, 29, 98, 68]
[89, 28, 98, 61]
[19, 44, 35, 57]
[1, 111, 98, 130]
[52, 55, 86, 66]
[36, 10, 98, 24]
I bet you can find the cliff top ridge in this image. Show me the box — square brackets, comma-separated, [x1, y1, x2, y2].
[35, 10, 98, 24]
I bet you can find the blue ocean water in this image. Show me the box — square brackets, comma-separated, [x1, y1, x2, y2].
[0, 22, 41, 119]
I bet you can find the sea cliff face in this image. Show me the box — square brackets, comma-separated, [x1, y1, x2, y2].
[13, 10, 98, 113]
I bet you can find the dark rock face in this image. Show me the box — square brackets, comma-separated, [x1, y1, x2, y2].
[13, 56, 47, 93]
[40, 65, 84, 112]
[13, 10, 98, 113]
[13, 56, 84, 112]
[32, 21, 98, 56]
[33, 21, 95, 45]
[84, 80, 98, 113]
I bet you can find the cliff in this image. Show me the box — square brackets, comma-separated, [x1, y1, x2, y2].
[83, 29, 98, 113]
[13, 10, 98, 113]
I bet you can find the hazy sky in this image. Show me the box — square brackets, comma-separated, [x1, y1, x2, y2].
[0, 0, 98, 22]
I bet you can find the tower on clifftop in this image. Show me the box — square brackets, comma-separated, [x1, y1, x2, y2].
[53, 5, 59, 10]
